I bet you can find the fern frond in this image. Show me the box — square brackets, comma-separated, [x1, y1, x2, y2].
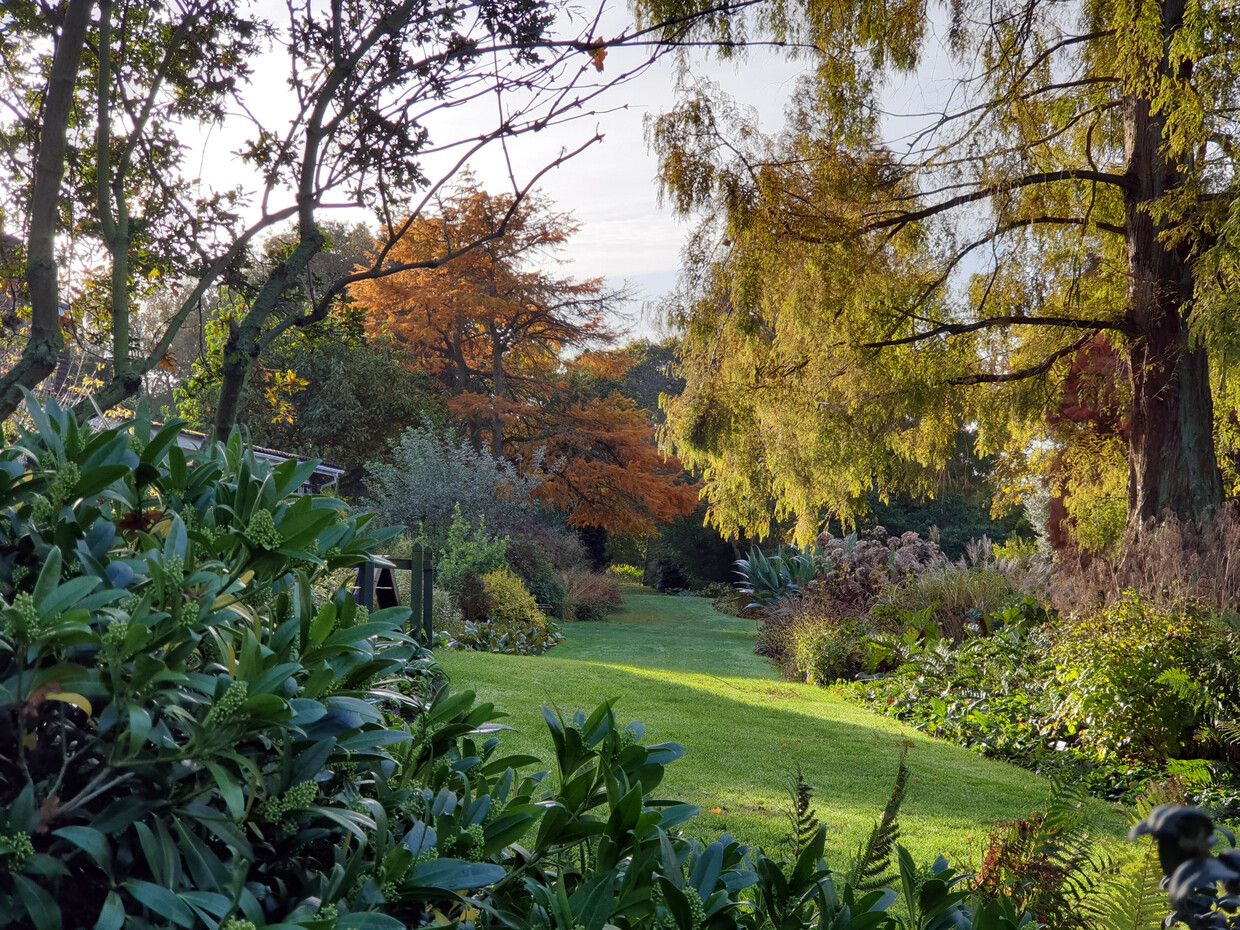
[1165, 758, 1213, 788]
[1076, 837, 1166, 930]
[848, 741, 911, 892]
[1213, 719, 1240, 747]
[785, 763, 819, 856]
[1134, 778, 1187, 818]
[974, 779, 1111, 926]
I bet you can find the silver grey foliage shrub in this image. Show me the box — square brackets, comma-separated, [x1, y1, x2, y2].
[364, 426, 545, 542]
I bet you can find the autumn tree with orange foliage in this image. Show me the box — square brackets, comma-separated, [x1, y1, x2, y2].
[511, 350, 700, 536]
[353, 182, 698, 535]
[355, 181, 613, 454]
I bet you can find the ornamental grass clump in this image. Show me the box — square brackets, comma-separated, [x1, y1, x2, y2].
[1051, 505, 1240, 614]
[558, 568, 623, 621]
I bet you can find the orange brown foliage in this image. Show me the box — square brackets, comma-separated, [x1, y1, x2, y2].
[352, 181, 698, 535]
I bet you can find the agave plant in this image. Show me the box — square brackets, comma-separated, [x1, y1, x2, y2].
[735, 545, 818, 607]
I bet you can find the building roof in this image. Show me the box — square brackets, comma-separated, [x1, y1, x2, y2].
[97, 409, 346, 478]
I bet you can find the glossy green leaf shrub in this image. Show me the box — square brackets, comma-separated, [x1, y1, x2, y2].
[0, 395, 449, 927]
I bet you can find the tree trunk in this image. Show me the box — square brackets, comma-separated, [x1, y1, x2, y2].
[0, 0, 94, 420]
[214, 229, 324, 433]
[1121, 9, 1223, 529]
[490, 328, 504, 459]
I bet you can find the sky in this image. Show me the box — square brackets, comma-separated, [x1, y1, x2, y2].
[455, 45, 809, 331]
[186, 2, 966, 339]
[185, 2, 813, 339]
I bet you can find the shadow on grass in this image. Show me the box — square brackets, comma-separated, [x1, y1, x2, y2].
[439, 649, 1126, 864]
[441, 590, 1127, 862]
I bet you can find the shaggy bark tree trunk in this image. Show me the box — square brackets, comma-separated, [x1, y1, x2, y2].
[1121, 0, 1223, 529]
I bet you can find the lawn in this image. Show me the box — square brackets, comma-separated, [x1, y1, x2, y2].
[436, 588, 1125, 866]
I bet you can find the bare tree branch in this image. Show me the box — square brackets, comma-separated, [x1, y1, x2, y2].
[948, 332, 1097, 385]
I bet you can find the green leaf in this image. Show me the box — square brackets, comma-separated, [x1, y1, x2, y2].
[93, 891, 125, 930]
[204, 761, 246, 822]
[403, 822, 438, 855]
[134, 820, 178, 888]
[164, 514, 188, 560]
[406, 858, 506, 890]
[690, 842, 723, 898]
[659, 805, 701, 831]
[173, 818, 229, 890]
[13, 873, 62, 930]
[51, 826, 110, 870]
[340, 729, 414, 752]
[122, 881, 196, 927]
[310, 602, 337, 645]
[127, 706, 152, 755]
[38, 575, 103, 617]
[177, 891, 233, 920]
[336, 915, 407, 929]
[33, 548, 62, 608]
[75, 464, 131, 498]
[571, 873, 619, 930]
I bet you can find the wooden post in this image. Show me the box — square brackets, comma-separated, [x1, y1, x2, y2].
[422, 549, 434, 644]
[355, 553, 433, 644]
[356, 561, 375, 610]
[409, 547, 423, 641]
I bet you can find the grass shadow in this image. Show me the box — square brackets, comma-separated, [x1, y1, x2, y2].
[439, 589, 1127, 865]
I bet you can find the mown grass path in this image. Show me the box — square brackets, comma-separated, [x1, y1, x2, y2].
[437, 589, 1121, 865]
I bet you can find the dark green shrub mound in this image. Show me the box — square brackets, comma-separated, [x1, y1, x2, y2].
[0, 397, 430, 927]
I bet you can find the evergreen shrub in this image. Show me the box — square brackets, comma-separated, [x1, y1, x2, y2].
[0, 396, 449, 927]
[435, 506, 508, 620]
